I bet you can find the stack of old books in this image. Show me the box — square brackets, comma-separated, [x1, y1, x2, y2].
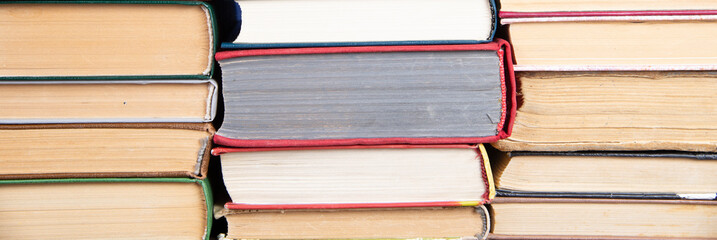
[0, 2, 217, 239]
[490, 0, 717, 239]
[211, 0, 515, 239]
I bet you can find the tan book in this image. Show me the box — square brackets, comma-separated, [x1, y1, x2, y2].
[0, 178, 212, 240]
[217, 206, 490, 240]
[0, 2, 214, 78]
[0, 80, 217, 123]
[493, 71, 717, 152]
[489, 197, 717, 239]
[501, 12, 717, 71]
[491, 152, 717, 199]
[0, 123, 214, 179]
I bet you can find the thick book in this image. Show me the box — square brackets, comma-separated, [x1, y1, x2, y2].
[489, 197, 717, 239]
[221, 0, 497, 48]
[0, 123, 214, 179]
[213, 144, 496, 208]
[217, 206, 490, 240]
[0, 178, 212, 240]
[500, 11, 717, 71]
[1, 1, 215, 79]
[0, 79, 217, 123]
[493, 71, 717, 152]
[498, 0, 717, 14]
[492, 151, 717, 200]
[214, 41, 516, 147]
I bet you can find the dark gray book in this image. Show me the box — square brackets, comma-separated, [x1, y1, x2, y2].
[214, 42, 515, 147]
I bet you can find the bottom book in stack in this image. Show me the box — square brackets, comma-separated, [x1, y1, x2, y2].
[488, 151, 717, 239]
[213, 144, 497, 239]
[0, 122, 215, 240]
[0, 178, 212, 240]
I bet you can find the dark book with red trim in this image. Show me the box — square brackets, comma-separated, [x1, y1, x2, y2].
[213, 40, 515, 147]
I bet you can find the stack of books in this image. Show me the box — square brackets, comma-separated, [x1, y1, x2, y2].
[211, 0, 515, 239]
[0, 2, 217, 239]
[490, 0, 717, 239]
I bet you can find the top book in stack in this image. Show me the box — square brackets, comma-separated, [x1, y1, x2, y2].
[0, 1, 217, 123]
[222, 0, 497, 48]
[2, 1, 215, 79]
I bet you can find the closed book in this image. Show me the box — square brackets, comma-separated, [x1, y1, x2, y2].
[214, 144, 494, 239]
[0, 79, 217, 123]
[501, 11, 717, 71]
[1, 1, 216, 79]
[217, 206, 490, 240]
[489, 197, 717, 239]
[221, 0, 497, 48]
[492, 71, 717, 152]
[498, 0, 717, 14]
[492, 151, 717, 200]
[213, 144, 496, 208]
[0, 123, 214, 179]
[214, 41, 516, 147]
[0, 178, 212, 240]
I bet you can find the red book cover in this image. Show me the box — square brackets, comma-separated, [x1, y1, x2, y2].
[214, 40, 516, 148]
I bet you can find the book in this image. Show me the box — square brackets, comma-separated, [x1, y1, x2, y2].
[498, 0, 717, 13]
[492, 71, 717, 152]
[489, 197, 717, 239]
[214, 41, 516, 147]
[492, 151, 717, 200]
[0, 178, 212, 240]
[213, 144, 496, 207]
[0, 1, 215, 79]
[0, 123, 214, 179]
[0, 79, 217, 123]
[500, 11, 717, 71]
[222, 0, 497, 48]
[217, 206, 490, 240]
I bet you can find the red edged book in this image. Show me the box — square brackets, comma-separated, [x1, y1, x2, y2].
[213, 144, 496, 239]
[213, 40, 515, 147]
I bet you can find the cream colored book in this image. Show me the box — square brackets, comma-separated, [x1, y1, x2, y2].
[225, 0, 496, 48]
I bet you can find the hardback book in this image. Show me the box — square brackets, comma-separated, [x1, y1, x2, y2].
[0, 178, 212, 240]
[0, 123, 213, 179]
[492, 151, 717, 200]
[493, 71, 717, 152]
[214, 41, 516, 147]
[0, 80, 217, 123]
[222, 0, 497, 48]
[499, 0, 717, 13]
[213, 144, 496, 207]
[1, 1, 215, 78]
[217, 206, 490, 240]
[500, 11, 717, 71]
[489, 197, 717, 239]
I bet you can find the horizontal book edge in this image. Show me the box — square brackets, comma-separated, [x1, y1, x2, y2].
[224, 201, 488, 210]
